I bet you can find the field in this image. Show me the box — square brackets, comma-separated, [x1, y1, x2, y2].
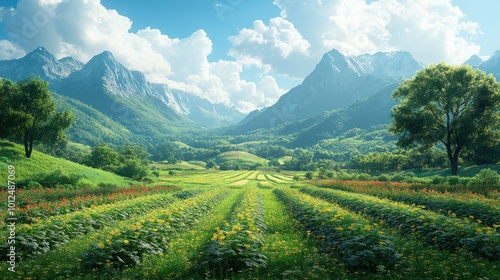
[1, 169, 499, 280]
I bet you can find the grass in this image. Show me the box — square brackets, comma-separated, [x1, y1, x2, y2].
[151, 161, 206, 170]
[215, 151, 269, 169]
[0, 140, 131, 187]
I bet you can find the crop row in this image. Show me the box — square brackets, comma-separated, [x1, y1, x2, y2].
[198, 187, 267, 273]
[300, 186, 500, 260]
[274, 187, 402, 272]
[1, 185, 181, 224]
[79, 188, 229, 270]
[0, 189, 203, 261]
[371, 191, 499, 228]
[315, 181, 499, 227]
[0, 184, 179, 206]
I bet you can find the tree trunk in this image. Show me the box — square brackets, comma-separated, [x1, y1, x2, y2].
[23, 132, 33, 158]
[445, 144, 461, 176]
[450, 156, 459, 176]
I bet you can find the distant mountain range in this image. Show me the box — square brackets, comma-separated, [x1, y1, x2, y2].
[1, 46, 499, 148]
[228, 48, 500, 148]
[229, 49, 425, 134]
[0, 47, 244, 145]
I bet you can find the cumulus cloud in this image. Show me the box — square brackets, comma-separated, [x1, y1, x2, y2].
[271, 0, 480, 65]
[0, 0, 287, 112]
[0, 40, 26, 59]
[0, 0, 483, 113]
[228, 17, 312, 78]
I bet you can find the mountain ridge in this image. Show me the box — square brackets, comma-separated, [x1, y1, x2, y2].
[228, 48, 425, 134]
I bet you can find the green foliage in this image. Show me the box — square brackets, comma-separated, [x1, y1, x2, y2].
[390, 171, 416, 182]
[0, 140, 130, 186]
[198, 188, 267, 274]
[447, 176, 461, 186]
[431, 175, 446, 185]
[390, 64, 500, 175]
[17, 169, 82, 188]
[85, 142, 151, 180]
[87, 143, 120, 170]
[302, 186, 500, 260]
[283, 148, 314, 171]
[305, 172, 313, 180]
[376, 174, 391, 182]
[220, 161, 241, 171]
[115, 159, 150, 180]
[0, 77, 75, 158]
[215, 151, 268, 170]
[151, 140, 181, 163]
[471, 168, 500, 186]
[206, 159, 216, 169]
[275, 188, 403, 272]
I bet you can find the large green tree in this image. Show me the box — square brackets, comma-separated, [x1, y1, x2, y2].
[0, 77, 75, 158]
[389, 63, 500, 175]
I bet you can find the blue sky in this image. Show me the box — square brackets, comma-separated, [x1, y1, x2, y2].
[0, 0, 498, 113]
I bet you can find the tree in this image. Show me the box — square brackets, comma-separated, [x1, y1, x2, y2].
[390, 64, 500, 175]
[119, 143, 150, 164]
[87, 143, 120, 171]
[0, 77, 75, 158]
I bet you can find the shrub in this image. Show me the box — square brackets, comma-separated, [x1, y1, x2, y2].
[116, 159, 150, 180]
[151, 170, 160, 177]
[431, 175, 445, 185]
[470, 168, 500, 186]
[376, 174, 391, 182]
[447, 176, 460, 186]
[305, 172, 313, 180]
[141, 175, 158, 183]
[18, 169, 82, 188]
[356, 173, 372, 181]
[390, 171, 415, 182]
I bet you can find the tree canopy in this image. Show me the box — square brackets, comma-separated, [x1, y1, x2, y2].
[0, 77, 75, 158]
[389, 63, 500, 175]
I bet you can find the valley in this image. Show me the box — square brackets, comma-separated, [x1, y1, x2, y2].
[1, 45, 500, 279]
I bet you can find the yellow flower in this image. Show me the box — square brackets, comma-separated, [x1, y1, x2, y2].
[124, 239, 129, 245]
[98, 242, 105, 248]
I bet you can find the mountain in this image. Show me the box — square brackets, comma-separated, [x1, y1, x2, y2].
[0, 47, 246, 145]
[153, 85, 245, 128]
[53, 92, 138, 146]
[464, 55, 484, 68]
[479, 50, 500, 80]
[55, 50, 192, 138]
[229, 49, 424, 134]
[0, 46, 83, 82]
[287, 83, 399, 147]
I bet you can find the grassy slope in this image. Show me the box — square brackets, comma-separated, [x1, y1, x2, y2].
[215, 151, 269, 168]
[151, 161, 207, 170]
[0, 140, 131, 186]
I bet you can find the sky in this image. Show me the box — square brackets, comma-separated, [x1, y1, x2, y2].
[0, 0, 498, 113]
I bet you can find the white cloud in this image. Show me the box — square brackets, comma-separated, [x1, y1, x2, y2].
[271, 0, 480, 65]
[0, 0, 484, 113]
[0, 40, 26, 59]
[0, 0, 288, 113]
[228, 17, 312, 78]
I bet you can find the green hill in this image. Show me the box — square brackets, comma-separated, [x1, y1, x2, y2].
[54, 93, 138, 146]
[0, 140, 132, 187]
[215, 151, 269, 169]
